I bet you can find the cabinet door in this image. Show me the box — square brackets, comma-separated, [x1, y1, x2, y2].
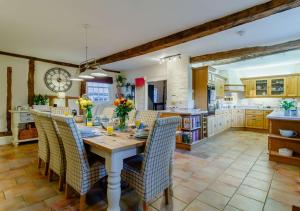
[286, 76, 298, 97]
[216, 78, 225, 98]
[269, 78, 285, 96]
[207, 116, 214, 137]
[238, 114, 245, 127]
[263, 110, 272, 129]
[255, 79, 268, 96]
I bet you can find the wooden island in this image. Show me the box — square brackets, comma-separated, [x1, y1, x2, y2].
[267, 111, 300, 166]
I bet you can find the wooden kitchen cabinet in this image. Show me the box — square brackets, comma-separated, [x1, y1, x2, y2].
[216, 77, 225, 98]
[243, 80, 256, 97]
[286, 76, 298, 97]
[263, 110, 272, 129]
[269, 77, 286, 97]
[246, 110, 264, 129]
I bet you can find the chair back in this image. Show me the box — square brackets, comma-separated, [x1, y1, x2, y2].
[51, 107, 72, 115]
[100, 107, 115, 120]
[52, 115, 90, 193]
[142, 116, 180, 200]
[30, 109, 49, 162]
[138, 110, 159, 129]
[39, 112, 65, 176]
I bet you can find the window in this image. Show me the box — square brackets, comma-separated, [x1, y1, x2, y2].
[86, 82, 110, 103]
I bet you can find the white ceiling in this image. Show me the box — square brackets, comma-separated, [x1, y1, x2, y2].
[0, 0, 267, 66]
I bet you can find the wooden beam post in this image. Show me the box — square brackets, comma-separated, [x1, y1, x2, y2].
[82, 0, 300, 66]
[190, 38, 300, 65]
[28, 59, 35, 106]
[6, 67, 12, 132]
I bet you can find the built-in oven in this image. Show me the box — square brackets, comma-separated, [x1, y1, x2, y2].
[207, 84, 216, 115]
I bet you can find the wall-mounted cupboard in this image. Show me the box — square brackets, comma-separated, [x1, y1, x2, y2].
[241, 74, 300, 98]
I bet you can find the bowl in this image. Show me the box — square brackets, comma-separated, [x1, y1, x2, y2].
[279, 129, 297, 138]
[278, 148, 293, 157]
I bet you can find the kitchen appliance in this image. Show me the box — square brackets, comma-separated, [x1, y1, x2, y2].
[207, 85, 216, 115]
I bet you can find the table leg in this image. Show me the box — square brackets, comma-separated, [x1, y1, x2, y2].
[106, 155, 122, 211]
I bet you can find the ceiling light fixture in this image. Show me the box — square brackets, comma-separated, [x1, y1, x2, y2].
[159, 54, 181, 64]
[69, 66, 84, 81]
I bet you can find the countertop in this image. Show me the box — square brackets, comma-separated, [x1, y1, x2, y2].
[267, 111, 300, 121]
[161, 109, 208, 115]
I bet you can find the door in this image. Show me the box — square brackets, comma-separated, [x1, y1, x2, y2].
[286, 76, 298, 97]
[147, 84, 154, 110]
[269, 78, 285, 96]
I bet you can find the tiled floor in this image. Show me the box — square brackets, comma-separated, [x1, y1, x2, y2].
[0, 130, 300, 210]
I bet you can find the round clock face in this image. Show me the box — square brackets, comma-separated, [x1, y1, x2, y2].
[44, 68, 72, 92]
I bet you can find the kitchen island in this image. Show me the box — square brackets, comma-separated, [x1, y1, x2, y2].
[267, 111, 300, 167]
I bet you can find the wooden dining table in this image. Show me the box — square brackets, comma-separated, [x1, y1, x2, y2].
[82, 128, 146, 211]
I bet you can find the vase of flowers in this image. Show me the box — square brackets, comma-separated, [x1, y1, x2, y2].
[78, 95, 94, 126]
[280, 99, 296, 116]
[113, 98, 134, 131]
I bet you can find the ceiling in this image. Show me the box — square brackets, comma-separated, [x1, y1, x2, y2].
[0, 0, 267, 66]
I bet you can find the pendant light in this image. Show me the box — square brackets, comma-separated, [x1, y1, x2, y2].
[79, 24, 95, 79]
[69, 66, 84, 81]
[90, 65, 107, 77]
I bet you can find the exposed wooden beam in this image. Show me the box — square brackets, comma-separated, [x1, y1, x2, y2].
[28, 59, 35, 106]
[83, 0, 300, 66]
[190, 38, 300, 65]
[0, 50, 78, 68]
[6, 67, 12, 133]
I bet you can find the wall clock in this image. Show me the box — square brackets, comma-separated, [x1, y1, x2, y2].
[44, 67, 72, 92]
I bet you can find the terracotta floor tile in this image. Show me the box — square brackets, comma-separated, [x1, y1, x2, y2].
[268, 188, 300, 207]
[4, 182, 36, 199]
[208, 181, 237, 197]
[236, 185, 267, 202]
[183, 199, 219, 211]
[0, 196, 27, 210]
[0, 179, 16, 191]
[181, 178, 209, 193]
[0, 192, 5, 201]
[197, 190, 230, 210]
[229, 194, 264, 211]
[18, 202, 50, 211]
[173, 169, 193, 180]
[264, 198, 292, 211]
[0, 169, 26, 180]
[217, 174, 243, 187]
[173, 185, 199, 204]
[151, 195, 187, 211]
[252, 164, 275, 174]
[223, 205, 241, 211]
[23, 186, 57, 205]
[242, 176, 270, 191]
[271, 179, 300, 195]
[248, 170, 273, 182]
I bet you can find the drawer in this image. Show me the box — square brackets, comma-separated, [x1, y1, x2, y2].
[20, 112, 34, 123]
[263, 110, 273, 116]
[246, 110, 263, 115]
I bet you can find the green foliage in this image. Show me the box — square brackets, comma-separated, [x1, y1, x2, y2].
[280, 100, 296, 111]
[33, 94, 49, 105]
[116, 75, 127, 87]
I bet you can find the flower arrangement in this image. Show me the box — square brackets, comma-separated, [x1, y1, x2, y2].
[78, 94, 94, 110]
[113, 98, 134, 130]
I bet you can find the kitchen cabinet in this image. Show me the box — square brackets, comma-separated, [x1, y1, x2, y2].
[231, 109, 245, 127]
[270, 78, 285, 96]
[255, 79, 268, 96]
[245, 110, 264, 129]
[286, 76, 298, 97]
[263, 110, 272, 129]
[244, 80, 256, 98]
[298, 76, 300, 96]
[216, 77, 225, 98]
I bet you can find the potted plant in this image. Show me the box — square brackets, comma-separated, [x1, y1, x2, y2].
[33, 94, 49, 105]
[280, 99, 296, 116]
[116, 75, 126, 87]
[113, 97, 134, 131]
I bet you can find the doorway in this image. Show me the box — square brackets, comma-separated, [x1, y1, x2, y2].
[147, 80, 167, 110]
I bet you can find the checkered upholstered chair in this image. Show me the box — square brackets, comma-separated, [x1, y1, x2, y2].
[100, 106, 115, 120]
[50, 107, 72, 115]
[52, 115, 106, 211]
[121, 116, 180, 211]
[30, 109, 50, 176]
[39, 112, 66, 191]
[138, 110, 159, 130]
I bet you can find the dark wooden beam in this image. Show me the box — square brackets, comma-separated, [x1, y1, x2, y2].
[190, 38, 300, 65]
[0, 131, 12, 137]
[0, 50, 78, 68]
[82, 0, 300, 66]
[6, 67, 12, 133]
[28, 59, 35, 106]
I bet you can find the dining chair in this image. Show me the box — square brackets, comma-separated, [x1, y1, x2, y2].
[121, 116, 181, 211]
[39, 112, 66, 191]
[138, 110, 159, 129]
[52, 115, 106, 211]
[30, 109, 50, 176]
[100, 106, 115, 120]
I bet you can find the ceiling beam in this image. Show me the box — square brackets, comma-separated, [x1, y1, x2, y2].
[83, 0, 300, 66]
[190, 38, 300, 66]
[0, 50, 78, 68]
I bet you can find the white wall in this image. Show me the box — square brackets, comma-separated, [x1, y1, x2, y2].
[124, 55, 193, 110]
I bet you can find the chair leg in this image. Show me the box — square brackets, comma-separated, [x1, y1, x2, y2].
[143, 201, 148, 211]
[58, 176, 65, 191]
[44, 162, 49, 176]
[65, 183, 71, 199]
[164, 188, 169, 205]
[79, 194, 86, 211]
[37, 158, 42, 168]
[48, 169, 53, 182]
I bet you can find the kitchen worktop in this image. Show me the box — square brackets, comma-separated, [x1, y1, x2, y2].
[267, 111, 300, 121]
[161, 108, 208, 115]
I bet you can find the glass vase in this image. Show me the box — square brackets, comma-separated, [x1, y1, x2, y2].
[118, 116, 127, 132]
